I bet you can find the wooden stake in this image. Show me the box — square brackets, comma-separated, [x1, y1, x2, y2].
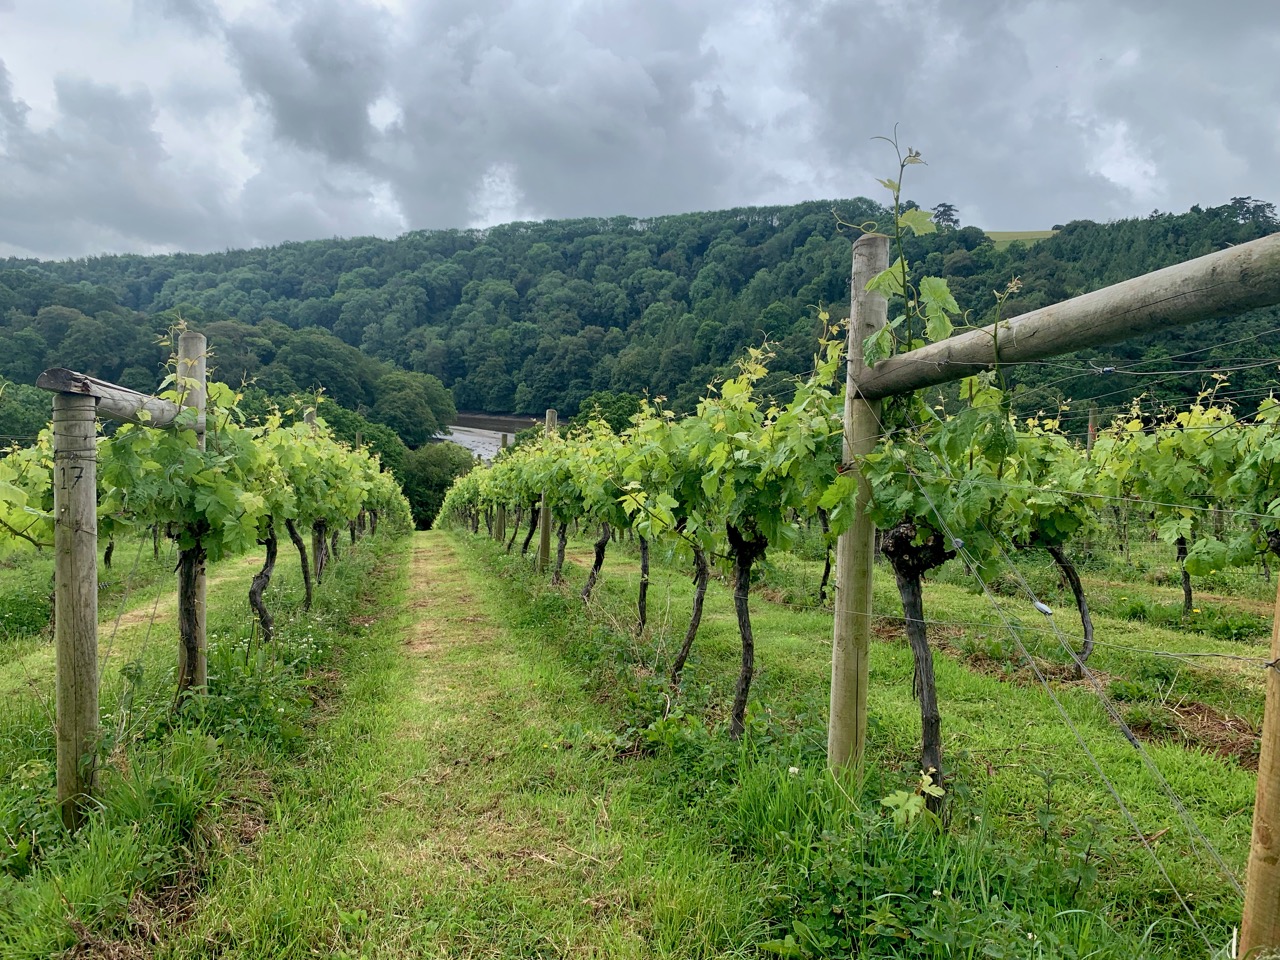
[495, 433, 508, 543]
[537, 410, 556, 572]
[52, 392, 98, 830]
[1241, 573, 1280, 957]
[828, 234, 890, 771]
[176, 331, 207, 691]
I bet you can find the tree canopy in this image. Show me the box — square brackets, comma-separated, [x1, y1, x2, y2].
[3, 195, 1277, 438]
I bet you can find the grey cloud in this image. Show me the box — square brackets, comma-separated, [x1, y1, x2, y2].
[2, 0, 1279, 258]
[133, 0, 223, 36]
[779, 0, 1134, 227]
[373, 0, 746, 225]
[226, 0, 392, 163]
[0, 64, 235, 258]
[783, 0, 1280, 227]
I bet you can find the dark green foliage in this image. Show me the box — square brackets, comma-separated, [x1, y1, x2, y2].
[0, 573, 50, 637]
[567, 390, 642, 433]
[400, 441, 476, 528]
[0, 384, 49, 444]
[2, 196, 1276, 436]
[370, 370, 455, 447]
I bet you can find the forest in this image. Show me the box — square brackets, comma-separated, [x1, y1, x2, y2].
[1, 194, 1277, 446]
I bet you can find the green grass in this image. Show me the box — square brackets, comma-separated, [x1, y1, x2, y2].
[163, 533, 761, 958]
[1, 527, 1255, 957]
[986, 230, 1058, 251]
[0, 529, 404, 958]
[509, 531, 1252, 957]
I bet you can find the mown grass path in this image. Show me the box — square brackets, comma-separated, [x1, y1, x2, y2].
[171, 530, 754, 959]
[343, 531, 752, 958]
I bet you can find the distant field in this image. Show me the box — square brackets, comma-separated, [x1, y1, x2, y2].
[986, 229, 1058, 250]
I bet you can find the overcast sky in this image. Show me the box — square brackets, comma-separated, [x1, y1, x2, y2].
[1, 0, 1277, 260]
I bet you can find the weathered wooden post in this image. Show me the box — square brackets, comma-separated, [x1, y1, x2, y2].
[1241, 580, 1280, 957]
[536, 410, 556, 572]
[302, 407, 327, 583]
[176, 331, 208, 692]
[827, 234, 890, 771]
[38, 367, 183, 827]
[494, 433, 508, 543]
[52, 392, 98, 830]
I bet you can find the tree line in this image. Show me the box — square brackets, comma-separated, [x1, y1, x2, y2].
[1, 194, 1276, 438]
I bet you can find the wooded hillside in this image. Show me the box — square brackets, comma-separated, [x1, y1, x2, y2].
[2, 195, 1276, 432]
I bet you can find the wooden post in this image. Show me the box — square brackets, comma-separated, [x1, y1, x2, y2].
[853, 232, 1280, 400]
[177, 331, 207, 691]
[1241, 575, 1280, 957]
[828, 234, 890, 771]
[494, 433, 508, 543]
[52, 392, 99, 830]
[537, 410, 556, 572]
[1086, 404, 1098, 458]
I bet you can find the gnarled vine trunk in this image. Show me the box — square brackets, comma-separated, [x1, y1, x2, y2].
[1176, 535, 1193, 616]
[581, 523, 611, 601]
[284, 518, 313, 611]
[312, 520, 329, 584]
[1045, 543, 1094, 674]
[250, 525, 278, 643]
[507, 506, 522, 554]
[881, 521, 954, 811]
[671, 545, 709, 684]
[727, 523, 768, 740]
[330, 529, 340, 565]
[552, 520, 569, 584]
[104, 538, 115, 570]
[176, 538, 208, 696]
[817, 508, 832, 603]
[636, 535, 650, 634]
[520, 504, 540, 556]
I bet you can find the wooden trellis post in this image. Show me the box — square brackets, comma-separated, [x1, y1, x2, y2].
[537, 410, 556, 572]
[1242, 581, 1280, 957]
[176, 331, 208, 691]
[494, 433, 508, 543]
[51, 392, 99, 831]
[37, 368, 186, 830]
[827, 233, 889, 771]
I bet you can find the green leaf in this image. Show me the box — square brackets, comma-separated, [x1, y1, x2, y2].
[919, 276, 959, 342]
[866, 258, 907, 298]
[877, 178, 899, 192]
[862, 327, 894, 365]
[899, 207, 937, 236]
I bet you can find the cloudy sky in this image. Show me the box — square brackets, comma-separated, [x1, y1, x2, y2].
[1, 0, 1277, 260]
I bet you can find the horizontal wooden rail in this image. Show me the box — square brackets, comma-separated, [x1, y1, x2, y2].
[36, 368, 182, 427]
[855, 232, 1280, 401]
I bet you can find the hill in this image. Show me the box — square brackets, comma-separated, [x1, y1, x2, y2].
[986, 229, 1058, 250]
[1, 196, 1277, 434]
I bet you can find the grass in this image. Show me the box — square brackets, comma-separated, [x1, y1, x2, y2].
[986, 230, 1058, 251]
[1, 525, 1258, 957]
[501, 529, 1253, 956]
[163, 532, 761, 958]
[0, 527, 405, 958]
